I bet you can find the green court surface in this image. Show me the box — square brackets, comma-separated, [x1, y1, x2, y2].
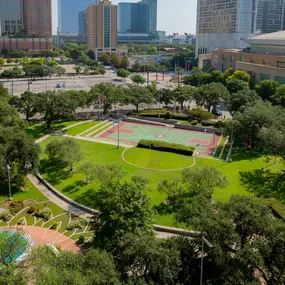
[101, 122, 218, 154]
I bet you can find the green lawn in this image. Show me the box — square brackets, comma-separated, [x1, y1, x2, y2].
[39, 137, 284, 226]
[124, 148, 194, 170]
[67, 121, 99, 136]
[88, 123, 112, 137]
[26, 121, 77, 140]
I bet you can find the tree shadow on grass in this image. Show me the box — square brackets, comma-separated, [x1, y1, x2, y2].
[230, 147, 262, 162]
[62, 181, 87, 195]
[40, 159, 72, 185]
[240, 168, 285, 202]
[0, 183, 24, 198]
[75, 188, 98, 209]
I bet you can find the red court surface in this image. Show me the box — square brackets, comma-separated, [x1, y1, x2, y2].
[8, 226, 80, 253]
[100, 122, 221, 156]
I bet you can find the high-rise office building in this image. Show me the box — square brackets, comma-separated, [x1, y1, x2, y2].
[0, 0, 24, 36]
[139, 0, 157, 35]
[256, 0, 285, 33]
[78, 10, 88, 43]
[23, 0, 52, 37]
[196, 0, 257, 56]
[87, 0, 117, 59]
[117, 2, 148, 33]
[58, 0, 98, 36]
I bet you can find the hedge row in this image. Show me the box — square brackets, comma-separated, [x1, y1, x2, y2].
[137, 139, 195, 156]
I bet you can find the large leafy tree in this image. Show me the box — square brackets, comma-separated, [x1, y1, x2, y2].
[271, 84, 285, 107]
[193, 82, 229, 112]
[124, 85, 154, 112]
[157, 88, 174, 108]
[46, 138, 82, 171]
[183, 72, 212, 87]
[100, 53, 111, 65]
[27, 247, 120, 285]
[131, 74, 146, 85]
[10, 91, 40, 121]
[110, 53, 121, 68]
[37, 91, 77, 128]
[117, 68, 131, 80]
[119, 56, 130, 69]
[255, 80, 279, 101]
[173, 86, 195, 109]
[176, 195, 285, 284]
[93, 180, 155, 251]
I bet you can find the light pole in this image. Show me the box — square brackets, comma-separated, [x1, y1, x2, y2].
[200, 235, 213, 285]
[6, 165, 12, 201]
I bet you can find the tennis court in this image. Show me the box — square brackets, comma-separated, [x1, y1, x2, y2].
[100, 122, 220, 156]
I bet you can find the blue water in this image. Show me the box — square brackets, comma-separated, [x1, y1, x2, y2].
[0, 232, 27, 262]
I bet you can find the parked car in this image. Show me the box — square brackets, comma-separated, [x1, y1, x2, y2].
[56, 83, 61, 88]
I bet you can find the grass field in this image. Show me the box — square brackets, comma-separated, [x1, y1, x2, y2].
[66, 121, 99, 136]
[39, 137, 284, 226]
[26, 121, 77, 140]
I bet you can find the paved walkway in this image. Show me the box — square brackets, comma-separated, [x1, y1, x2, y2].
[18, 226, 80, 253]
[27, 174, 90, 219]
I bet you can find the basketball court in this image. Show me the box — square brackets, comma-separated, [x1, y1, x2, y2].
[100, 122, 220, 156]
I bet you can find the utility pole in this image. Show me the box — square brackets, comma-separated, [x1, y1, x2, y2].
[200, 236, 213, 285]
[6, 165, 12, 201]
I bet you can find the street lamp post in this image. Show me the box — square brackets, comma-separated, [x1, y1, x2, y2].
[200, 236, 213, 285]
[6, 165, 12, 201]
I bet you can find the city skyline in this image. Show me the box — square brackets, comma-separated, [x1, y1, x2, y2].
[52, 0, 195, 35]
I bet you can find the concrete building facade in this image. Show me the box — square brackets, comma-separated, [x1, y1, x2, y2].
[87, 0, 117, 60]
[196, 0, 257, 57]
[198, 31, 285, 84]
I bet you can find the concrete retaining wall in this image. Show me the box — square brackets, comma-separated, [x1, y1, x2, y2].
[36, 174, 99, 216]
[130, 116, 177, 125]
[123, 116, 165, 126]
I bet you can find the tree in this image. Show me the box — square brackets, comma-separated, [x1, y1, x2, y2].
[9, 91, 40, 121]
[47, 59, 58, 67]
[193, 82, 229, 112]
[210, 70, 225, 84]
[0, 58, 4, 65]
[56, 66, 66, 78]
[158, 166, 227, 203]
[93, 180, 154, 251]
[28, 247, 120, 285]
[131, 74, 146, 85]
[173, 86, 195, 109]
[0, 127, 40, 185]
[100, 53, 111, 65]
[176, 195, 285, 284]
[37, 91, 77, 128]
[116, 234, 181, 284]
[46, 138, 82, 171]
[117, 69, 131, 80]
[87, 50, 95, 60]
[183, 72, 212, 87]
[99, 66, 106, 75]
[227, 70, 251, 83]
[73, 65, 82, 75]
[119, 55, 130, 69]
[93, 164, 126, 183]
[227, 88, 260, 115]
[226, 79, 248, 94]
[125, 85, 154, 112]
[157, 88, 174, 108]
[271, 84, 285, 107]
[132, 60, 141, 71]
[88, 82, 120, 114]
[255, 80, 279, 101]
[110, 54, 121, 68]
[78, 162, 98, 183]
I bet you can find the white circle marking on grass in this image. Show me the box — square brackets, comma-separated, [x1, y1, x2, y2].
[121, 147, 196, 172]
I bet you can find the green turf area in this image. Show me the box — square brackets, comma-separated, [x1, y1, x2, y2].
[67, 121, 99, 136]
[39, 137, 284, 226]
[26, 121, 77, 140]
[123, 147, 194, 170]
[89, 123, 112, 137]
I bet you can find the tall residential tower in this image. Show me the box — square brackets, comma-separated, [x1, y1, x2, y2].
[87, 0, 117, 59]
[196, 0, 257, 56]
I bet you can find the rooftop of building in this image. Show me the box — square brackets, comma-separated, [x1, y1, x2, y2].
[246, 31, 285, 46]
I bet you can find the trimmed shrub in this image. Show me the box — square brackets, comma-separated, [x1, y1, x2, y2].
[77, 235, 85, 245]
[35, 208, 52, 221]
[66, 219, 87, 231]
[137, 139, 195, 156]
[27, 207, 35, 214]
[1, 210, 12, 222]
[9, 201, 24, 215]
[50, 222, 58, 230]
[190, 120, 198, 125]
[189, 108, 214, 122]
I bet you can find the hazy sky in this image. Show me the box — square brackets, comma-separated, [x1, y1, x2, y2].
[52, 0, 196, 35]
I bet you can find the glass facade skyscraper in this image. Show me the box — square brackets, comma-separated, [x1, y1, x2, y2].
[118, 2, 148, 33]
[0, 0, 24, 35]
[58, 0, 98, 36]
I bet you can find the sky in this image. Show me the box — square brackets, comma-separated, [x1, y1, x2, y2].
[52, 0, 196, 35]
